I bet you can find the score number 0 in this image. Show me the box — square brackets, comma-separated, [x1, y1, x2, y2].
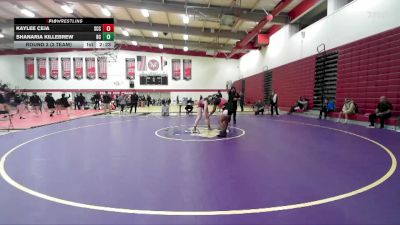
[96, 24, 114, 40]
[96, 33, 114, 40]
[103, 24, 114, 32]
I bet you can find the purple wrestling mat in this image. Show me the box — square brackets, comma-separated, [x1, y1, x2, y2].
[0, 114, 399, 224]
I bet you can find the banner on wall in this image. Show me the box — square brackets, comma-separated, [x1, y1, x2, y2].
[183, 59, 192, 81]
[126, 58, 135, 80]
[86, 57, 96, 80]
[97, 57, 107, 80]
[137, 56, 147, 71]
[61, 58, 71, 80]
[160, 56, 167, 71]
[24, 57, 34, 80]
[172, 59, 181, 80]
[49, 57, 59, 80]
[74, 57, 83, 79]
[37, 57, 47, 80]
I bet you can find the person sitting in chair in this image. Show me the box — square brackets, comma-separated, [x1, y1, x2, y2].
[319, 98, 335, 119]
[368, 96, 392, 129]
[253, 100, 265, 115]
[336, 98, 356, 124]
[185, 98, 194, 115]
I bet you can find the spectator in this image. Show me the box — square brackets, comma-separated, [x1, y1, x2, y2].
[119, 94, 127, 113]
[185, 98, 194, 115]
[161, 100, 169, 116]
[115, 95, 119, 108]
[29, 92, 42, 115]
[368, 96, 392, 129]
[319, 98, 335, 119]
[21, 92, 30, 113]
[92, 92, 101, 110]
[45, 93, 56, 117]
[270, 91, 279, 116]
[14, 91, 25, 119]
[253, 100, 265, 115]
[60, 93, 71, 116]
[328, 98, 335, 112]
[147, 95, 151, 107]
[130, 92, 139, 114]
[77, 93, 85, 110]
[239, 91, 244, 112]
[73, 95, 78, 110]
[0, 86, 13, 118]
[0, 91, 10, 116]
[288, 97, 308, 114]
[102, 91, 112, 114]
[336, 98, 355, 124]
[39, 93, 48, 112]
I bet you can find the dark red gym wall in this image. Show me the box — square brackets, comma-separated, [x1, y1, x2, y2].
[233, 80, 242, 94]
[232, 73, 265, 104]
[272, 56, 315, 109]
[336, 27, 400, 115]
[236, 26, 400, 115]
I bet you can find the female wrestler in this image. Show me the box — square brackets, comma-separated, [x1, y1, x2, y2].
[217, 102, 233, 138]
[192, 95, 211, 133]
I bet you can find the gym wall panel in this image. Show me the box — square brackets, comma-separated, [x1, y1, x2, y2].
[272, 56, 315, 109]
[232, 74, 262, 104]
[232, 79, 242, 94]
[336, 26, 400, 115]
[236, 26, 400, 114]
[243, 73, 264, 104]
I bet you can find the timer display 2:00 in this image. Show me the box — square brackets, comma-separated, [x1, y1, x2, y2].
[98, 42, 112, 47]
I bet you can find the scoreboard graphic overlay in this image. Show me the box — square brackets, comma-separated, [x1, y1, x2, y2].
[14, 18, 114, 49]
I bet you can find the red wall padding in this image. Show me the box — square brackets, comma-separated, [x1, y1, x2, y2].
[336, 27, 400, 115]
[244, 73, 264, 104]
[237, 26, 400, 114]
[272, 56, 315, 108]
[232, 74, 264, 104]
[233, 80, 242, 93]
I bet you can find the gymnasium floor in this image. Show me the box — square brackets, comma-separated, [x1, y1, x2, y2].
[0, 113, 399, 224]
